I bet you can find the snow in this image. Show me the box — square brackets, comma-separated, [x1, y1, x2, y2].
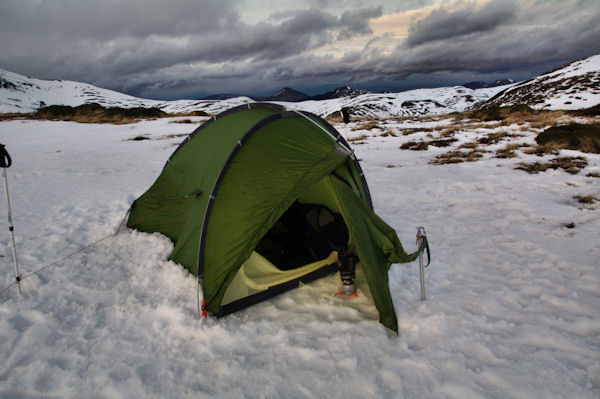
[1, 68, 508, 117]
[489, 54, 600, 111]
[1, 113, 599, 398]
[539, 55, 600, 83]
[0, 68, 254, 115]
[279, 85, 509, 118]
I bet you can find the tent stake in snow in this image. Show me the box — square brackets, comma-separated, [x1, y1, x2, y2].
[1, 143, 22, 295]
[416, 226, 430, 300]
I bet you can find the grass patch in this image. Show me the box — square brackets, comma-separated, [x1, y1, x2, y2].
[33, 103, 167, 124]
[439, 128, 458, 137]
[516, 156, 588, 174]
[478, 131, 513, 145]
[352, 120, 380, 131]
[348, 134, 369, 142]
[458, 142, 479, 149]
[568, 104, 600, 117]
[494, 143, 523, 158]
[400, 137, 457, 151]
[535, 123, 600, 153]
[379, 129, 397, 137]
[574, 194, 597, 204]
[429, 137, 458, 147]
[400, 140, 429, 151]
[401, 127, 434, 135]
[0, 113, 29, 121]
[458, 107, 567, 130]
[430, 149, 484, 164]
[468, 104, 534, 121]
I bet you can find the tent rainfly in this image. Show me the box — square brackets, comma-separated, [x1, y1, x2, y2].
[127, 103, 421, 332]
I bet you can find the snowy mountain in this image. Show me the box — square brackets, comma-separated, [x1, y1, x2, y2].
[0, 68, 509, 117]
[3, 54, 599, 119]
[282, 85, 510, 118]
[0, 68, 255, 115]
[462, 79, 515, 90]
[308, 86, 371, 101]
[477, 54, 600, 110]
[265, 87, 309, 102]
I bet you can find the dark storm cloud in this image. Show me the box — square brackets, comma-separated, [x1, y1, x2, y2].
[0, 0, 382, 97]
[337, 7, 383, 39]
[371, 0, 600, 83]
[1, 0, 600, 99]
[406, 0, 518, 47]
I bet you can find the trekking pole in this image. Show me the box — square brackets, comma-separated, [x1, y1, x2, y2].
[416, 226, 430, 300]
[1, 143, 22, 295]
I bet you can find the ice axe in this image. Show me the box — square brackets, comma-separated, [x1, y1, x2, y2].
[416, 226, 430, 300]
[1, 143, 22, 294]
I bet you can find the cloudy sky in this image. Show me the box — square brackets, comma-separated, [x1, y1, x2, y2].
[1, 0, 599, 99]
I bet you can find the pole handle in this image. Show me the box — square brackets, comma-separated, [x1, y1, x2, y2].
[0, 144, 12, 168]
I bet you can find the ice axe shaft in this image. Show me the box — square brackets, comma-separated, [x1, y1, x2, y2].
[416, 226, 428, 300]
[1, 144, 21, 295]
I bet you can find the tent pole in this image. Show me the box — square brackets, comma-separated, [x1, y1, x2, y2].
[1, 144, 22, 295]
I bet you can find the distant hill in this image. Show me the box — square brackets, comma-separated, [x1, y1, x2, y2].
[308, 86, 371, 101]
[263, 87, 308, 102]
[200, 93, 243, 100]
[462, 79, 515, 90]
[474, 55, 600, 110]
[2, 54, 598, 117]
[200, 87, 308, 102]
[201, 85, 369, 102]
[0, 69, 519, 118]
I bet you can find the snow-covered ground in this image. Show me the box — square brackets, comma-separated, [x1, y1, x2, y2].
[0, 114, 599, 398]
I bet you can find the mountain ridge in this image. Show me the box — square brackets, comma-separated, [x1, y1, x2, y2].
[474, 55, 600, 110]
[2, 54, 599, 117]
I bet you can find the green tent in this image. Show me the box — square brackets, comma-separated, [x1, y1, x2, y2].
[128, 103, 419, 332]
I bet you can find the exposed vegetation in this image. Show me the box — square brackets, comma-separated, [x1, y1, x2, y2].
[467, 104, 535, 121]
[379, 130, 396, 137]
[0, 112, 25, 121]
[400, 137, 457, 151]
[535, 123, 600, 154]
[430, 149, 485, 164]
[347, 134, 369, 144]
[352, 120, 380, 131]
[0, 104, 211, 124]
[516, 156, 588, 174]
[32, 103, 167, 124]
[494, 143, 526, 159]
[477, 131, 519, 145]
[400, 140, 429, 151]
[453, 106, 568, 130]
[573, 194, 597, 204]
[568, 104, 600, 117]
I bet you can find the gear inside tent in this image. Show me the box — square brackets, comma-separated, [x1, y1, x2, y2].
[127, 103, 420, 332]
